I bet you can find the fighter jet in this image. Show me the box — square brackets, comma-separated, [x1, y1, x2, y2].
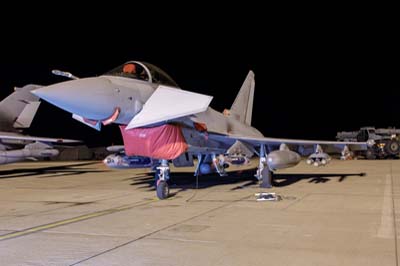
[32, 61, 366, 199]
[0, 85, 80, 165]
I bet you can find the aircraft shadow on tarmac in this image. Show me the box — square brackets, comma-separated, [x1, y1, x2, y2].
[273, 172, 366, 187]
[0, 162, 108, 179]
[128, 169, 258, 194]
[127, 169, 366, 196]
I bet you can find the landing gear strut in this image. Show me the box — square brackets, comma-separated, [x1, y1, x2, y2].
[255, 144, 273, 188]
[212, 154, 227, 176]
[155, 159, 170, 199]
[260, 167, 273, 188]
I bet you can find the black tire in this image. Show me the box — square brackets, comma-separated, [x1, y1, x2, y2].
[385, 140, 400, 156]
[156, 181, 169, 199]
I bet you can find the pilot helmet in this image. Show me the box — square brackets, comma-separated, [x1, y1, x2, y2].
[123, 63, 136, 74]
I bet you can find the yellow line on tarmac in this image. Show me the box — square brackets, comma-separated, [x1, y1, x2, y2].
[0, 198, 158, 241]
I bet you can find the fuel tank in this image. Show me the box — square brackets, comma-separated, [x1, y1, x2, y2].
[266, 150, 301, 170]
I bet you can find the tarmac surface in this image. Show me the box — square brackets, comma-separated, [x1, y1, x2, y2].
[0, 159, 398, 265]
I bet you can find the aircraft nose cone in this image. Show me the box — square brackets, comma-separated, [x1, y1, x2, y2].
[32, 77, 118, 120]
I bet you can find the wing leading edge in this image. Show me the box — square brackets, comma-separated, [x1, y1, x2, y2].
[0, 133, 81, 144]
[221, 134, 367, 151]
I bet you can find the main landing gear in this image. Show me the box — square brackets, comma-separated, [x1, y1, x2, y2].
[255, 144, 273, 188]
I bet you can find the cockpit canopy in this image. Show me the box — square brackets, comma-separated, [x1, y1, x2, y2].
[104, 61, 178, 87]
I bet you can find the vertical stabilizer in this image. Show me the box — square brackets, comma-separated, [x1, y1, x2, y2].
[229, 71, 255, 126]
[0, 84, 41, 131]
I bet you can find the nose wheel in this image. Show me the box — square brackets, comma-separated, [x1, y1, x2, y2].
[155, 159, 170, 200]
[156, 180, 170, 199]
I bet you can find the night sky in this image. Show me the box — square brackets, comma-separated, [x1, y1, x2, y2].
[1, 15, 399, 147]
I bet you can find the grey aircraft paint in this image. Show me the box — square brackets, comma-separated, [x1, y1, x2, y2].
[32, 61, 367, 199]
[0, 85, 79, 165]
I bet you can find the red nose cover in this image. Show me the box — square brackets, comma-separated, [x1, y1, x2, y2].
[119, 124, 188, 160]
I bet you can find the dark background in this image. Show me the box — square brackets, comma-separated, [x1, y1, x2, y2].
[0, 12, 399, 147]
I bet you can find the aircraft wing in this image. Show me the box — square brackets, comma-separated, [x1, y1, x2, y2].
[126, 86, 212, 129]
[186, 145, 226, 155]
[220, 135, 367, 151]
[0, 133, 81, 144]
[13, 101, 41, 129]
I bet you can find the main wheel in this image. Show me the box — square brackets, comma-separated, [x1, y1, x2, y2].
[156, 180, 169, 199]
[385, 140, 400, 156]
